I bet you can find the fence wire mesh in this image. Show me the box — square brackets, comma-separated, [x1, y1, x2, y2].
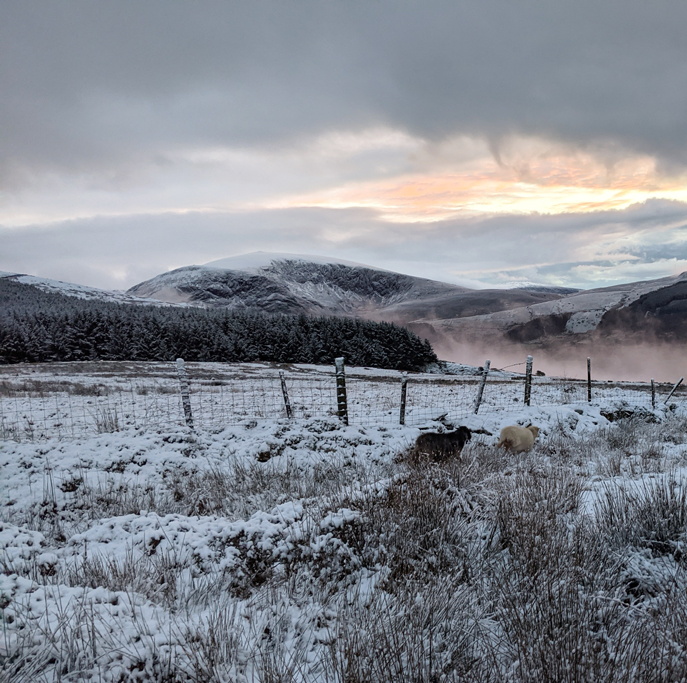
[1, 362, 685, 442]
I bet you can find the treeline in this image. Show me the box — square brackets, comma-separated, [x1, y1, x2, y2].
[0, 280, 437, 369]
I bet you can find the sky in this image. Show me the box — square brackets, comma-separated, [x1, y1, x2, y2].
[2, 0, 687, 291]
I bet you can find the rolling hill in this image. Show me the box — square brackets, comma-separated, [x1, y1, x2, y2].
[416, 271, 687, 349]
[125, 252, 573, 321]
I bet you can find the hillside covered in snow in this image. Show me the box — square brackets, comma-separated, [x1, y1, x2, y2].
[126, 252, 573, 321]
[7, 254, 687, 367]
[419, 270, 687, 349]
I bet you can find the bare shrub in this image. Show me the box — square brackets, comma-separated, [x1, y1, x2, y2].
[0, 379, 112, 398]
[69, 476, 159, 520]
[1, 594, 250, 683]
[463, 439, 514, 481]
[91, 405, 120, 433]
[2, 475, 161, 545]
[66, 546, 184, 608]
[494, 464, 585, 573]
[483, 464, 687, 682]
[600, 418, 664, 464]
[324, 462, 487, 593]
[162, 456, 386, 521]
[326, 578, 479, 682]
[603, 420, 640, 453]
[595, 476, 687, 560]
[3, 456, 390, 554]
[536, 421, 581, 461]
[601, 448, 624, 477]
[659, 414, 687, 445]
[485, 548, 666, 683]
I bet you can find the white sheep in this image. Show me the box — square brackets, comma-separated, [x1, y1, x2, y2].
[497, 424, 540, 453]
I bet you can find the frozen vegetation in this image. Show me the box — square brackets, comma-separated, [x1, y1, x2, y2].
[2, 363, 687, 681]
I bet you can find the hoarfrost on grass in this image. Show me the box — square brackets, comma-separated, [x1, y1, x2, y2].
[3, 364, 687, 681]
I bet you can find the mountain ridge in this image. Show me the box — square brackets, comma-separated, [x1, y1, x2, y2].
[8, 253, 687, 352]
[125, 252, 573, 320]
[416, 271, 687, 349]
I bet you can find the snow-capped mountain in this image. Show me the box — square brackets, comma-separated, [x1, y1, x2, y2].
[420, 271, 687, 346]
[126, 253, 463, 315]
[204, 252, 384, 272]
[0, 271, 168, 306]
[6, 255, 687, 351]
[126, 252, 568, 319]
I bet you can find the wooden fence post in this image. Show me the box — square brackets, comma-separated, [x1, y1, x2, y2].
[587, 357, 592, 402]
[524, 355, 533, 406]
[279, 371, 293, 419]
[399, 372, 408, 425]
[664, 377, 684, 405]
[176, 358, 194, 431]
[335, 357, 349, 425]
[651, 378, 656, 409]
[473, 360, 491, 414]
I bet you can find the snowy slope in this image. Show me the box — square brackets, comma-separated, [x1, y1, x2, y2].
[127, 252, 469, 315]
[494, 280, 579, 295]
[126, 252, 568, 320]
[2, 359, 687, 681]
[204, 251, 387, 272]
[425, 271, 687, 343]
[0, 272, 179, 307]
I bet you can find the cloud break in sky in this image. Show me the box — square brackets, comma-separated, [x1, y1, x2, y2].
[2, 0, 687, 291]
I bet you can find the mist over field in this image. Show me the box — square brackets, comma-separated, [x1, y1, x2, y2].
[435, 338, 686, 383]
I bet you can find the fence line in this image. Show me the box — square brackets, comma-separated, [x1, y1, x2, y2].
[1, 360, 685, 442]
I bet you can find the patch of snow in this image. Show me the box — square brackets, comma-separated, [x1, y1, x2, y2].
[564, 309, 607, 334]
[2, 272, 185, 307]
[436, 271, 687, 332]
[204, 251, 386, 273]
[2, 361, 687, 681]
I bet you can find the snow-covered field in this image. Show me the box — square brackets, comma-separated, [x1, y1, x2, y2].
[3, 362, 687, 681]
[0, 361, 677, 442]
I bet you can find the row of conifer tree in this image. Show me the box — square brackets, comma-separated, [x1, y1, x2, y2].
[0, 279, 437, 370]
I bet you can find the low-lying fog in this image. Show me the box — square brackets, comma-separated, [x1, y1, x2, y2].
[436, 340, 686, 384]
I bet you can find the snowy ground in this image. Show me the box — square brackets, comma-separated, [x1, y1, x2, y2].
[1, 360, 678, 442]
[3, 362, 687, 681]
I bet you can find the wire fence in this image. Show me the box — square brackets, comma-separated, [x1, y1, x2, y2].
[1, 360, 685, 442]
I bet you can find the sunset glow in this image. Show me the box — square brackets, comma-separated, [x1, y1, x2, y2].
[275, 147, 687, 222]
[6, 2, 687, 292]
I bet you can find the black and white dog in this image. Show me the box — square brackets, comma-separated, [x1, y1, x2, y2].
[414, 426, 472, 462]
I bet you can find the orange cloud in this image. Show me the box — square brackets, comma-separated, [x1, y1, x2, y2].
[273, 146, 687, 222]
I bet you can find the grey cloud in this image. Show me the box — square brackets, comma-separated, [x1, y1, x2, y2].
[615, 243, 687, 264]
[3, 0, 687, 187]
[3, 200, 687, 291]
[0, 208, 386, 288]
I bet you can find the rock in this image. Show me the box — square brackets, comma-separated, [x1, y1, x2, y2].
[600, 405, 660, 423]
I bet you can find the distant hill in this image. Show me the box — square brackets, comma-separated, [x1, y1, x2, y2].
[6, 255, 687, 363]
[0, 271, 167, 307]
[126, 252, 573, 321]
[2, 254, 578, 325]
[416, 271, 687, 349]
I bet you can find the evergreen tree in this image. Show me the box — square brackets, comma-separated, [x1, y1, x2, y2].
[0, 279, 438, 370]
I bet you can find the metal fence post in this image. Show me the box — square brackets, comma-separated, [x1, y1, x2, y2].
[279, 371, 293, 419]
[176, 358, 194, 431]
[335, 357, 349, 425]
[587, 357, 592, 403]
[399, 372, 408, 425]
[524, 355, 533, 406]
[664, 377, 684, 405]
[473, 360, 491, 414]
[651, 378, 656, 409]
